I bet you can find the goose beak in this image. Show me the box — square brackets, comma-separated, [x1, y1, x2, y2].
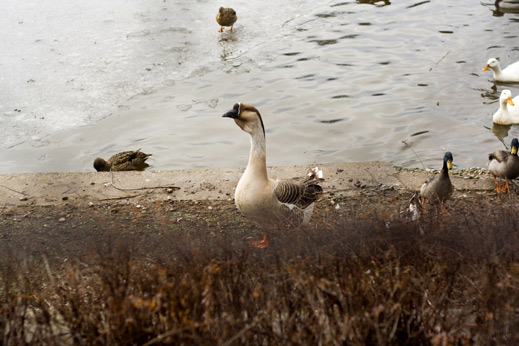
[512, 146, 518, 155]
[447, 160, 452, 169]
[507, 97, 515, 106]
[222, 109, 239, 119]
[482, 65, 490, 72]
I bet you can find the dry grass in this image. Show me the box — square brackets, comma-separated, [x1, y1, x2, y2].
[2, 201, 519, 345]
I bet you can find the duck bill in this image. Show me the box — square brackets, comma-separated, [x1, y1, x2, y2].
[507, 97, 515, 107]
[482, 65, 490, 72]
[512, 147, 518, 155]
[447, 161, 452, 169]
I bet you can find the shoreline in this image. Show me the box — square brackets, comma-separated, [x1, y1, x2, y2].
[0, 162, 494, 209]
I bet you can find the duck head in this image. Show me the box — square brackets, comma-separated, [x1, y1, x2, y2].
[223, 102, 265, 137]
[511, 138, 519, 155]
[500, 89, 515, 106]
[93, 158, 110, 171]
[483, 58, 499, 72]
[443, 152, 453, 170]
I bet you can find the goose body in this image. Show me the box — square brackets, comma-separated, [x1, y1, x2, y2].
[483, 58, 519, 83]
[492, 89, 519, 125]
[93, 149, 151, 172]
[419, 152, 454, 210]
[223, 103, 322, 246]
[488, 138, 519, 193]
[216, 7, 237, 32]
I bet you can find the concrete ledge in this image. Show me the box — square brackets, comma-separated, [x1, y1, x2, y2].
[0, 162, 494, 208]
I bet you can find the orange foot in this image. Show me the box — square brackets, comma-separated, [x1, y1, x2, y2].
[420, 197, 428, 214]
[249, 234, 270, 248]
[218, 26, 223, 32]
[226, 26, 233, 32]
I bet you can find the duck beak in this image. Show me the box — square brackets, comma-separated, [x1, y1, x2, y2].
[507, 97, 515, 106]
[222, 109, 239, 119]
[482, 65, 490, 72]
[447, 160, 452, 169]
[512, 146, 518, 155]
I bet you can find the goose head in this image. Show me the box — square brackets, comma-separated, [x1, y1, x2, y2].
[500, 89, 515, 107]
[443, 152, 453, 170]
[483, 58, 500, 72]
[222, 102, 265, 137]
[511, 138, 519, 155]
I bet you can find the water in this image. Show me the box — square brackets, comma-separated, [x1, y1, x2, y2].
[1, 0, 518, 173]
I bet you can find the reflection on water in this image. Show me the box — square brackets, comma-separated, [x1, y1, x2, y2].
[1, 0, 519, 173]
[492, 123, 512, 143]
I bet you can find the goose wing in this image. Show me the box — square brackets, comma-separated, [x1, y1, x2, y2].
[274, 179, 323, 209]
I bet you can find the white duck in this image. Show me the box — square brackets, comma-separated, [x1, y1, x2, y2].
[482, 58, 519, 83]
[495, 0, 519, 12]
[223, 102, 323, 248]
[492, 89, 519, 125]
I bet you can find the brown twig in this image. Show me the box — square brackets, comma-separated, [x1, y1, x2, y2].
[108, 172, 180, 192]
[1, 185, 27, 196]
[402, 140, 427, 171]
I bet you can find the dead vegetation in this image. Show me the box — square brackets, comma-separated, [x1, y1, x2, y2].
[1, 195, 519, 345]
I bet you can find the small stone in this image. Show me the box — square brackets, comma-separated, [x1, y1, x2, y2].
[208, 206, 213, 210]
[58, 217, 66, 222]
[167, 188, 174, 193]
[88, 201, 94, 207]
[19, 197, 28, 201]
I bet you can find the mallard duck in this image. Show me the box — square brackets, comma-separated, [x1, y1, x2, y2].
[482, 58, 519, 83]
[223, 103, 323, 248]
[492, 89, 519, 125]
[419, 152, 454, 212]
[488, 138, 519, 193]
[216, 7, 237, 32]
[93, 149, 151, 172]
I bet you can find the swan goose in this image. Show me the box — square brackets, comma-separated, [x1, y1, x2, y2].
[488, 138, 519, 193]
[492, 89, 519, 125]
[216, 7, 237, 32]
[482, 58, 519, 83]
[223, 102, 323, 248]
[93, 149, 151, 172]
[419, 152, 454, 213]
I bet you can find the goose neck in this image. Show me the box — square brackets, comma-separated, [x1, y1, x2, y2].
[245, 131, 268, 180]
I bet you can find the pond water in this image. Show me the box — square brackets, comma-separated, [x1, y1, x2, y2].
[1, 0, 519, 173]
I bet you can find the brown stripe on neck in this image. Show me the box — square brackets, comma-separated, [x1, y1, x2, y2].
[241, 103, 265, 137]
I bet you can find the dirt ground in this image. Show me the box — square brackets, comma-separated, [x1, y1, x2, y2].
[0, 169, 505, 259]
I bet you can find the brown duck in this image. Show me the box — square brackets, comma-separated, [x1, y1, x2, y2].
[488, 138, 519, 193]
[216, 7, 237, 32]
[93, 149, 151, 172]
[419, 152, 454, 213]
